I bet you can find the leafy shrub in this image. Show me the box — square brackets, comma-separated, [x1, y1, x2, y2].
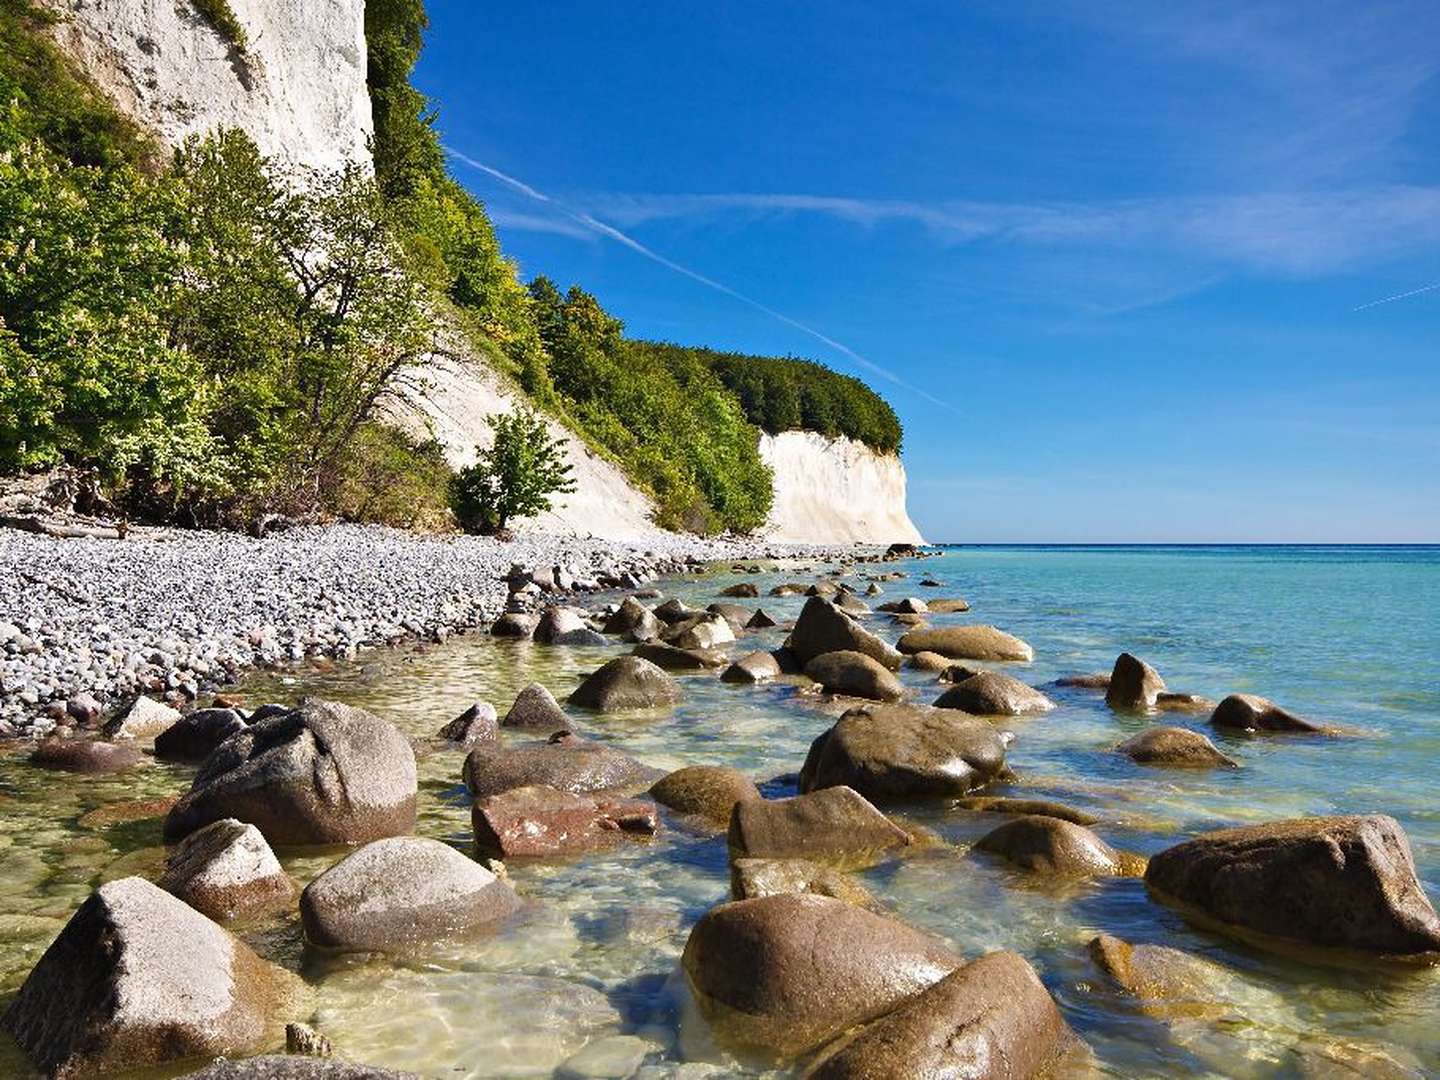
[319, 423, 454, 530]
[451, 408, 575, 533]
[191, 0, 247, 52]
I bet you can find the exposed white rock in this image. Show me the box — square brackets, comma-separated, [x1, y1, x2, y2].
[760, 431, 924, 545]
[45, 0, 372, 173]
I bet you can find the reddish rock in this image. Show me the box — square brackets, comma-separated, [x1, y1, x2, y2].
[472, 785, 659, 858]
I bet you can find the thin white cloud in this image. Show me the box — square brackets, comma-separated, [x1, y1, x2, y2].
[445, 147, 961, 415]
[1352, 280, 1440, 312]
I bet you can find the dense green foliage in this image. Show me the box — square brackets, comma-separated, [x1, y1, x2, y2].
[191, 0, 247, 52]
[451, 408, 575, 534]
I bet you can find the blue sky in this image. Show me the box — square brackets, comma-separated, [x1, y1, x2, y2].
[417, 1, 1440, 542]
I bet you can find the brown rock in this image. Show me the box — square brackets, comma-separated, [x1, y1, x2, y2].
[472, 785, 658, 858]
[730, 857, 876, 908]
[728, 786, 910, 866]
[633, 641, 727, 672]
[437, 701, 499, 746]
[746, 608, 778, 629]
[804, 650, 905, 703]
[154, 708, 248, 762]
[1088, 933, 1247, 1021]
[490, 611, 539, 639]
[896, 625, 1034, 662]
[1056, 672, 1110, 689]
[720, 582, 759, 598]
[463, 733, 655, 798]
[650, 766, 759, 824]
[975, 816, 1142, 877]
[664, 612, 736, 651]
[905, 650, 951, 673]
[1156, 692, 1217, 714]
[953, 796, 1099, 826]
[721, 650, 783, 684]
[877, 598, 928, 614]
[603, 597, 659, 639]
[1105, 652, 1167, 710]
[926, 598, 972, 614]
[1209, 693, 1323, 733]
[934, 671, 1054, 715]
[803, 951, 1077, 1080]
[1144, 815, 1440, 960]
[569, 656, 682, 711]
[787, 597, 903, 670]
[103, 695, 181, 740]
[1117, 727, 1238, 768]
[160, 818, 294, 922]
[501, 683, 571, 733]
[681, 894, 962, 1060]
[30, 738, 143, 774]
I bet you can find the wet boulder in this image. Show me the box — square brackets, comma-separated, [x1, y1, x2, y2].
[1144, 815, 1440, 960]
[906, 650, 952, 673]
[896, 625, 1033, 662]
[603, 597, 659, 640]
[164, 699, 417, 847]
[746, 608, 778, 629]
[650, 765, 760, 825]
[926, 598, 972, 614]
[1209, 693, 1323, 733]
[877, 597, 928, 614]
[799, 705, 1007, 801]
[654, 597, 699, 624]
[804, 650, 905, 702]
[1117, 726, 1238, 768]
[1105, 653, 1167, 710]
[301, 836, 520, 951]
[462, 733, 656, 798]
[155, 707, 249, 762]
[1056, 672, 1110, 690]
[975, 816, 1142, 877]
[728, 786, 910, 865]
[103, 695, 182, 741]
[472, 785, 658, 858]
[721, 582, 759, 598]
[437, 701, 499, 746]
[534, 606, 589, 644]
[633, 641, 727, 672]
[30, 737, 143, 774]
[490, 611, 539, 639]
[934, 671, 1054, 715]
[954, 796, 1099, 826]
[159, 818, 294, 922]
[569, 656, 682, 711]
[707, 602, 754, 629]
[804, 951, 1078, 1080]
[681, 893, 962, 1060]
[0, 877, 304, 1077]
[501, 683, 572, 733]
[1088, 932, 1253, 1021]
[664, 612, 736, 651]
[721, 650, 783, 684]
[786, 597, 903, 670]
[1157, 692, 1217, 714]
[730, 857, 876, 909]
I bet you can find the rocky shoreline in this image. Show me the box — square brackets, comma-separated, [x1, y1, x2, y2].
[0, 523, 845, 739]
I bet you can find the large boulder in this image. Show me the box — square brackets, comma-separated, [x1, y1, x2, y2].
[650, 765, 760, 825]
[501, 683, 571, 733]
[728, 786, 910, 865]
[654, 597, 699, 624]
[164, 699, 417, 847]
[664, 613, 736, 651]
[437, 701, 500, 746]
[896, 625, 1033, 662]
[1144, 815, 1440, 960]
[159, 818, 294, 922]
[462, 733, 655, 798]
[300, 836, 519, 951]
[633, 641, 727, 672]
[804, 650, 905, 702]
[720, 582, 759, 598]
[933, 672, 1054, 715]
[534, 606, 589, 644]
[974, 816, 1143, 877]
[786, 597, 902, 670]
[568, 656, 681, 711]
[707, 602, 753, 629]
[681, 893, 962, 1060]
[0, 877, 303, 1077]
[103, 695, 182, 740]
[1105, 652, 1166, 710]
[1117, 726, 1238, 768]
[799, 705, 1007, 801]
[30, 737, 143, 774]
[721, 650, 783, 684]
[877, 597, 928, 614]
[154, 708, 248, 762]
[803, 951, 1077, 1080]
[1209, 693, 1323, 734]
[731, 857, 876, 909]
[603, 596, 659, 640]
[472, 785, 658, 858]
[490, 611, 539, 639]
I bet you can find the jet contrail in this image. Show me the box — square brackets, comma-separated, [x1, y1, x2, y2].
[1353, 280, 1440, 312]
[445, 147, 960, 415]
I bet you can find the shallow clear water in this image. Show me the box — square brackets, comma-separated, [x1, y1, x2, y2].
[2, 545, 1438, 1078]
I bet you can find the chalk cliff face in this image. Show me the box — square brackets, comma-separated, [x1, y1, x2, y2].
[759, 432, 925, 545]
[45, 0, 372, 173]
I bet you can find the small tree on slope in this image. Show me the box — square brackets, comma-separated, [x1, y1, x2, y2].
[450, 407, 576, 534]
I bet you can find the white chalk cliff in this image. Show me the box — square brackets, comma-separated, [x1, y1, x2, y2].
[44, 0, 924, 544]
[759, 432, 925, 544]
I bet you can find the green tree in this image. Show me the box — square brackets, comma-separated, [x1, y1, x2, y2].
[450, 407, 575, 534]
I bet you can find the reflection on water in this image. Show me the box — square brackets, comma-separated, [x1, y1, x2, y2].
[2, 546, 1438, 1077]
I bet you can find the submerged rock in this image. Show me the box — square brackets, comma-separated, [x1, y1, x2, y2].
[164, 699, 417, 847]
[569, 656, 681, 711]
[301, 836, 519, 951]
[800, 704, 1007, 801]
[664, 612, 736, 651]
[681, 893, 962, 1060]
[1056, 672, 1110, 689]
[1156, 692, 1217, 714]
[730, 857, 876, 908]
[1144, 815, 1440, 961]
[803, 951, 1078, 1080]
[707, 602, 755, 629]
[1117, 726, 1238, 768]
[1209, 693, 1323, 734]
[974, 816, 1143, 877]
[155, 707, 249, 762]
[933, 671, 1054, 715]
[0, 877, 303, 1077]
[896, 625, 1033, 662]
[437, 701, 499, 746]
[804, 650, 905, 702]
[906, 650, 952, 673]
[877, 597, 928, 614]
[925, 598, 972, 614]
[633, 641, 727, 672]
[728, 786, 910, 865]
[183, 1056, 419, 1079]
[472, 784, 658, 858]
[786, 597, 902, 670]
[30, 737, 143, 774]
[160, 817, 294, 922]
[501, 683, 571, 733]
[1088, 932, 1255, 1021]
[1105, 652, 1166, 710]
[952, 796, 1099, 826]
[721, 650, 783, 684]
[650, 765, 759, 825]
[720, 582, 759, 598]
[463, 733, 655, 798]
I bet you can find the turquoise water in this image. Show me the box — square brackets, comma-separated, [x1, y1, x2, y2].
[1, 544, 1437, 1077]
